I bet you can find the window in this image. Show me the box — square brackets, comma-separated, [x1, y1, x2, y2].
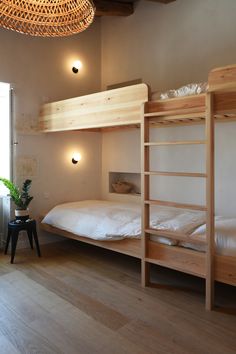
[0, 82, 11, 196]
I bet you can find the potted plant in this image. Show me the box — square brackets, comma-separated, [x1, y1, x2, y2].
[0, 178, 33, 221]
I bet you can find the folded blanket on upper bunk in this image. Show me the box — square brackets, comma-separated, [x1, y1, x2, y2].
[42, 200, 205, 241]
[151, 82, 207, 101]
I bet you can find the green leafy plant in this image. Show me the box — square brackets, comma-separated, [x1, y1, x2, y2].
[0, 178, 33, 210]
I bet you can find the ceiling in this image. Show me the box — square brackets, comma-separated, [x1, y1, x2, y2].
[93, 0, 176, 17]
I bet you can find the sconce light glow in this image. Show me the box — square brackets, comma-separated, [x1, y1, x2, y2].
[72, 152, 82, 164]
[72, 60, 82, 74]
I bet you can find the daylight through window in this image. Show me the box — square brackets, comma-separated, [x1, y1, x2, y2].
[0, 82, 11, 196]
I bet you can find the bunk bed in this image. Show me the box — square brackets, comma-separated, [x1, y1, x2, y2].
[40, 83, 148, 259]
[39, 64, 236, 310]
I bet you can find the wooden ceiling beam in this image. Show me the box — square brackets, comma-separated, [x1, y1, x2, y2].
[94, 0, 134, 17]
[146, 0, 176, 3]
[94, 0, 176, 17]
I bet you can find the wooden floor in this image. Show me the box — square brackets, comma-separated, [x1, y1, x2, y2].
[0, 240, 236, 354]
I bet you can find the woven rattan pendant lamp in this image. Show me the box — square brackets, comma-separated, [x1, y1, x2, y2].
[0, 0, 95, 37]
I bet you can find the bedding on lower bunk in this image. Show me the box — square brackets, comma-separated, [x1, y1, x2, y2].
[180, 217, 236, 257]
[42, 200, 204, 242]
[42, 200, 236, 257]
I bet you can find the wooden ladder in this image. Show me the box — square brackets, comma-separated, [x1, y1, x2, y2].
[141, 92, 215, 310]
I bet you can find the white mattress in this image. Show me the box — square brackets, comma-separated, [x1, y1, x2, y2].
[42, 200, 205, 242]
[180, 217, 236, 257]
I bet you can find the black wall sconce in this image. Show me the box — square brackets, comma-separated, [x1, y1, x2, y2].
[72, 60, 82, 74]
[72, 153, 81, 164]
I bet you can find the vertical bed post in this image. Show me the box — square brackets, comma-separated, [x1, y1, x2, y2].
[205, 92, 215, 310]
[141, 103, 150, 286]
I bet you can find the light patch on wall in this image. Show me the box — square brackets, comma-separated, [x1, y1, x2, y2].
[15, 113, 39, 134]
[65, 148, 84, 167]
[16, 156, 38, 177]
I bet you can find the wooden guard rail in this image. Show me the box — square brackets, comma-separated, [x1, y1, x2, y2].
[145, 199, 207, 211]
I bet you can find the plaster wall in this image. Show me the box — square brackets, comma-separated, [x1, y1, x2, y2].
[0, 21, 102, 243]
[101, 0, 236, 216]
[102, 0, 236, 91]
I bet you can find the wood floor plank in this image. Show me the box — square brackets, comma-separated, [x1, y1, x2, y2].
[15, 262, 130, 331]
[0, 334, 21, 354]
[47, 302, 148, 354]
[0, 271, 147, 354]
[24, 252, 236, 349]
[118, 319, 191, 354]
[0, 240, 235, 354]
[0, 302, 61, 354]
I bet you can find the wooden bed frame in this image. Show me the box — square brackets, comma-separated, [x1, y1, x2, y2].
[40, 64, 236, 310]
[41, 222, 141, 259]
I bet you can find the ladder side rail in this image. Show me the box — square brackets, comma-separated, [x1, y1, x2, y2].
[141, 103, 150, 286]
[205, 92, 215, 310]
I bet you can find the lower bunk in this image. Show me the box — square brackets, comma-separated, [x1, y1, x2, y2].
[40, 221, 236, 286]
[40, 199, 236, 288]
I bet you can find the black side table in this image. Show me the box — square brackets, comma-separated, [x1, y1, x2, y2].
[5, 219, 41, 263]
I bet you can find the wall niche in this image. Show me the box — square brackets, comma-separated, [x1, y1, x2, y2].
[109, 172, 140, 195]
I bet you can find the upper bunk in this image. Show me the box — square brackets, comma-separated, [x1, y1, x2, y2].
[39, 83, 148, 132]
[39, 64, 236, 132]
[146, 64, 236, 127]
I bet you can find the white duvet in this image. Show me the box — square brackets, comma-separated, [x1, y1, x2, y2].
[42, 200, 205, 241]
[180, 217, 236, 256]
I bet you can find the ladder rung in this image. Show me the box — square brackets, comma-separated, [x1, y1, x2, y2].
[145, 228, 207, 245]
[144, 171, 207, 178]
[144, 110, 205, 119]
[148, 114, 206, 123]
[145, 199, 207, 211]
[149, 119, 205, 128]
[144, 257, 206, 278]
[144, 140, 206, 146]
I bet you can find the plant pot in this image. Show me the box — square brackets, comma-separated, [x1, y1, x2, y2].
[15, 208, 29, 221]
